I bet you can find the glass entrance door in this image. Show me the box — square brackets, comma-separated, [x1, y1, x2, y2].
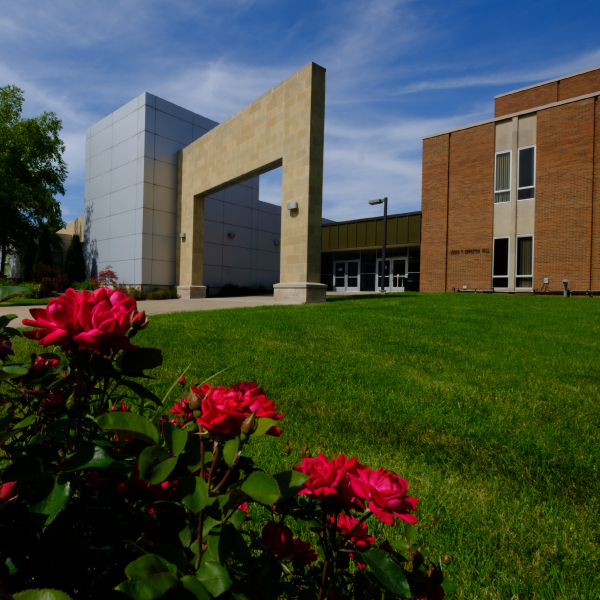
[377, 259, 390, 291]
[391, 258, 407, 291]
[334, 261, 360, 291]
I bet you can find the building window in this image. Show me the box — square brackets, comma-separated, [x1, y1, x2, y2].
[516, 236, 533, 288]
[494, 151, 511, 203]
[517, 146, 535, 200]
[493, 237, 509, 288]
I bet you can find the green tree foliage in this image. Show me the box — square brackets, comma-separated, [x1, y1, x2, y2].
[0, 84, 67, 276]
[65, 234, 86, 281]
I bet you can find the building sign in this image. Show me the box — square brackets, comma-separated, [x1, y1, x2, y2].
[450, 248, 490, 255]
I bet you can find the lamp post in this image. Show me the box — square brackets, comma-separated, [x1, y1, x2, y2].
[368, 197, 388, 293]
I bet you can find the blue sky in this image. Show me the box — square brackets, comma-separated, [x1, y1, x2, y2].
[2, 0, 600, 222]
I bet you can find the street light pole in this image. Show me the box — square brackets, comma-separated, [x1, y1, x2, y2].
[369, 197, 388, 292]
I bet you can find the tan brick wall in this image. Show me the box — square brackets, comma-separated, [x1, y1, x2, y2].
[421, 135, 449, 292]
[495, 82, 557, 117]
[558, 69, 600, 101]
[446, 124, 495, 290]
[177, 62, 326, 287]
[593, 98, 600, 289]
[534, 99, 595, 290]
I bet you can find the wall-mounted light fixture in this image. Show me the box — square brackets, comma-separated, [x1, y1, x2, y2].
[274, 239, 279, 246]
[179, 232, 186, 239]
[227, 232, 235, 239]
[287, 202, 298, 210]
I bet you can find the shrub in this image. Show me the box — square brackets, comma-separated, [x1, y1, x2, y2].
[96, 264, 119, 287]
[72, 278, 97, 291]
[0, 288, 455, 599]
[65, 234, 86, 282]
[146, 287, 177, 300]
[115, 284, 144, 300]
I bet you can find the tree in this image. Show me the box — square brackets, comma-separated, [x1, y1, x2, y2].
[0, 85, 67, 276]
[65, 234, 86, 281]
[33, 226, 54, 276]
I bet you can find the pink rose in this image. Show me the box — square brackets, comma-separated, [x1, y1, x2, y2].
[0, 481, 18, 506]
[333, 513, 375, 549]
[261, 521, 317, 565]
[350, 468, 418, 525]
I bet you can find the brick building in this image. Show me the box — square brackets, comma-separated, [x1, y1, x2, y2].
[421, 65, 600, 293]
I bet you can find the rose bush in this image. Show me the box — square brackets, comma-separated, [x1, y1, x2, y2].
[0, 288, 455, 600]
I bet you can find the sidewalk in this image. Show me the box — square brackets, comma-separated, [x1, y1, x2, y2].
[1, 295, 279, 327]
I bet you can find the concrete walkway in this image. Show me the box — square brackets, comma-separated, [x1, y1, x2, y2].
[1, 295, 279, 327]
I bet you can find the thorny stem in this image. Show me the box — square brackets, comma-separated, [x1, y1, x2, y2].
[212, 449, 242, 492]
[195, 434, 207, 570]
[317, 508, 334, 600]
[206, 441, 219, 487]
[317, 560, 329, 600]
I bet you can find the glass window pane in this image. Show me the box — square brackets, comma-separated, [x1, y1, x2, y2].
[518, 147, 535, 189]
[360, 274, 376, 291]
[518, 187, 535, 200]
[321, 253, 334, 275]
[495, 152, 510, 192]
[495, 191, 510, 203]
[493, 238, 509, 277]
[517, 237, 533, 276]
[493, 277, 509, 288]
[360, 250, 376, 273]
[516, 277, 533, 288]
[347, 261, 359, 277]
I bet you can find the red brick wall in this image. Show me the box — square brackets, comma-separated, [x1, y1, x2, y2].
[495, 82, 557, 117]
[421, 135, 449, 292]
[559, 69, 600, 101]
[535, 99, 595, 290]
[591, 98, 600, 289]
[446, 124, 495, 290]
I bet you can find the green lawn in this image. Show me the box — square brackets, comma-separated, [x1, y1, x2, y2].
[12, 293, 600, 599]
[3, 297, 48, 306]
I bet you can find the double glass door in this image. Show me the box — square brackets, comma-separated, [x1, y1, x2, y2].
[334, 260, 359, 291]
[377, 258, 407, 292]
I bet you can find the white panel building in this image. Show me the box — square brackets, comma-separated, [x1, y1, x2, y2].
[84, 93, 281, 294]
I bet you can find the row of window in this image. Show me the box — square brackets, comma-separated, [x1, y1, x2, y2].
[492, 236, 533, 288]
[494, 146, 535, 203]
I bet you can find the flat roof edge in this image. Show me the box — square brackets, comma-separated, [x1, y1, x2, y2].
[323, 211, 421, 226]
[422, 89, 600, 140]
[494, 64, 600, 99]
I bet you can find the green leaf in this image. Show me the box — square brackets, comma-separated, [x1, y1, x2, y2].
[63, 444, 114, 472]
[441, 579, 458, 593]
[163, 422, 188, 456]
[0, 364, 29, 381]
[13, 414, 38, 429]
[0, 314, 18, 328]
[223, 437, 240, 465]
[0, 414, 13, 432]
[179, 576, 211, 600]
[253, 418, 279, 437]
[0, 286, 32, 303]
[139, 446, 178, 485]
[239, 472, 280, 505]
[120, 379, 162, 404]
[155, 542, 187, 572]
[179, 475, 209, 513]
[196, 555, 232, 597]
[2, 457, 44, 481]
[361, 548, 411, 596]
[97, 412, 159, 445]
[117, 554, 180, 599]
[121, 348, 163, 373]
[273, 471, 310, 499]
[29, 473, 72, 529]
[13, 590, 74, 600]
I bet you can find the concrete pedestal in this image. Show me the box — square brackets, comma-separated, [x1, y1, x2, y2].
[273, 282, 327, 304]
[177, 285, 207, 299]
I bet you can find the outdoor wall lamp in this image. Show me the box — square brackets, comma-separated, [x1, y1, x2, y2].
[227, 232, 235, 239]
[179, 232, 186, 239]
[287, 202, 298, 210]
[368, 197, 388, 293]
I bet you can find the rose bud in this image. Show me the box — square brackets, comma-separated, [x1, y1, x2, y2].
[192, 409, 202, 419]
[412, 551, 425, 570]
[179, 375, 186, 385]
[442, 555, 451, 565]
[188, 390, 202, 411]
[240, 411, 258, 442]
[131, 311, 148, 331]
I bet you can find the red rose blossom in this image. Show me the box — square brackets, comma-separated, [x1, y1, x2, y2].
[350, 468, 418, 525]
[293, 453, 367, 509]
[333, 513, 375, 549]
[261, 521, 317, 565]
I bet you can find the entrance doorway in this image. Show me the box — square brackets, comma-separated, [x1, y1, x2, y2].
[334, 260, 359, 291]
[377, 258, 407, 292]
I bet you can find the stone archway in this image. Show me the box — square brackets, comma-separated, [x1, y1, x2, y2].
[176, 62, 327, 304]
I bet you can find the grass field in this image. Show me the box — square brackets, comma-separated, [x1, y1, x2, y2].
[12, 293, 600, 599]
